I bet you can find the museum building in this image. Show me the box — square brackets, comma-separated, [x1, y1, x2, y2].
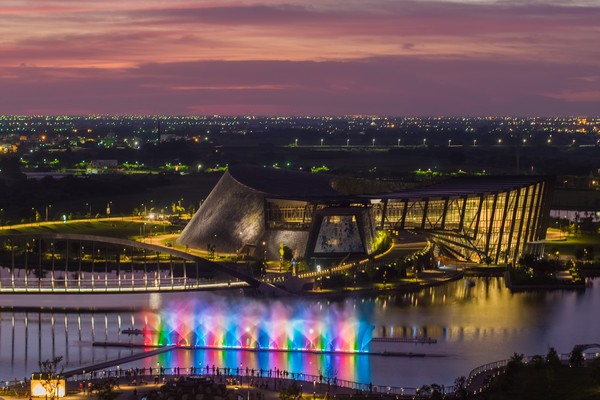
[177, 166, 552, 265]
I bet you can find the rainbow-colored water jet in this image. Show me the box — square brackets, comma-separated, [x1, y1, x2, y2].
[142, 297, 373, 353]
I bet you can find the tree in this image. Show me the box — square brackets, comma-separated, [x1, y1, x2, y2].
[574, 246, 594, 261]
[91, 377, 119, 400]
[453, 376, 468, 399]
[505, 353, 525, 376]
[417, 384, 431, 397]
[530, 354, 545, 369]
[590, 358, 600, 384]
[279, 381, 301, 400]
[569, 345, 585, 368]
[38, 356, 64, 400]
[430, 383, 444, 400]
[546, 347, 562, 369]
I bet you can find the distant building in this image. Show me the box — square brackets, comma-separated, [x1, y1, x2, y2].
[178, 166, 553, 264]
[0, 143, 17, 153]
[86, 160, 118, 174]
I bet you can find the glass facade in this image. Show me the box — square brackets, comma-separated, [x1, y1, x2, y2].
[381, 180, 552, 263]
[261, 176, 552, 263]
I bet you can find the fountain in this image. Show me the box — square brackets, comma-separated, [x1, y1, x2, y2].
[141, 297, 373, 354]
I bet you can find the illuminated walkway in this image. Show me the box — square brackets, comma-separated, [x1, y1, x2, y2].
[0, 232, 263, 293]
[59, 352, 430, 398]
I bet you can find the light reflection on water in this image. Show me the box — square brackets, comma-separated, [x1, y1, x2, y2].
[1, 277, 599, 388]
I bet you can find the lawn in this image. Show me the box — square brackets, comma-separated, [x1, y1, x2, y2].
[1, 219, 180, 240]
[545, 228, 599, 258]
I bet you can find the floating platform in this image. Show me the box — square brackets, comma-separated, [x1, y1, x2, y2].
[371, 337, 437, 344]
[93, 341, 445, 358]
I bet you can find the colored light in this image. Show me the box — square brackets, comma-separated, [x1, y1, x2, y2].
[143, 297, 372, 353]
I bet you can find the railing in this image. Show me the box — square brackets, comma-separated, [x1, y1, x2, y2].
[0, 274, 248, 293]
[65, 367, 426, 397]
[3, 360, 460, 399]
[466, 351, 600, 394]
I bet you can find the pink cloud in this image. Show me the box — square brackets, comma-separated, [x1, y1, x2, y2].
[0, 0, 598, 115]
[544, 90, 600, 102]
[0, 57, 598, 116]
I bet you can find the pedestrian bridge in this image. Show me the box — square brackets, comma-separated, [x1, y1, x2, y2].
[0, 233, 264, 293]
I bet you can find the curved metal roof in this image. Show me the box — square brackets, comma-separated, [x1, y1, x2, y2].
[228, 165, 551, 201]
[229, 165, 341, 197]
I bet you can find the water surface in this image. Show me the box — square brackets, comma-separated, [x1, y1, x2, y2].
[1, 277, 598, 388]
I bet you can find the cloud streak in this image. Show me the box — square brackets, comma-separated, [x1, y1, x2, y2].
[0, 0, 598, 115]
[1, 57, 598, 116]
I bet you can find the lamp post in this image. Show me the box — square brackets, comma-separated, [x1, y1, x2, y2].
[397, 138, 400, 147]
[320, 138, 323, 147]
[262, 241, 267, 262]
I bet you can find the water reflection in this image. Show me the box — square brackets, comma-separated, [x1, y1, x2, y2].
[0, 310, 140, 380]
[1, 277, 599, 388]
[126, 349, 371, 387]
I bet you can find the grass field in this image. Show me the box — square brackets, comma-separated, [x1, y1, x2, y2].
[545, 228, 600, 258]
[1, 219, 181, 240]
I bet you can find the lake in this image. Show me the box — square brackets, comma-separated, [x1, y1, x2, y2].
[1, 277, 598, 388]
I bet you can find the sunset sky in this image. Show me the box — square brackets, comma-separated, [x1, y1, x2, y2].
[1, 0, 599, 116]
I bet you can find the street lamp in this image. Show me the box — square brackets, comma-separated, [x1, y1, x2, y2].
[346, 138, 349, 147]
[372, 138, 375, 146]
[295, 138, 298, 146]
[320, 138, 323, 146]
[397, 138, 400, 147]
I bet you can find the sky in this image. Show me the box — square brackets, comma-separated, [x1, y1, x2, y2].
[0, 0, 599, 116]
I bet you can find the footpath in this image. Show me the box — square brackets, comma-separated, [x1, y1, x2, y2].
[1, 373, 377, 400]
